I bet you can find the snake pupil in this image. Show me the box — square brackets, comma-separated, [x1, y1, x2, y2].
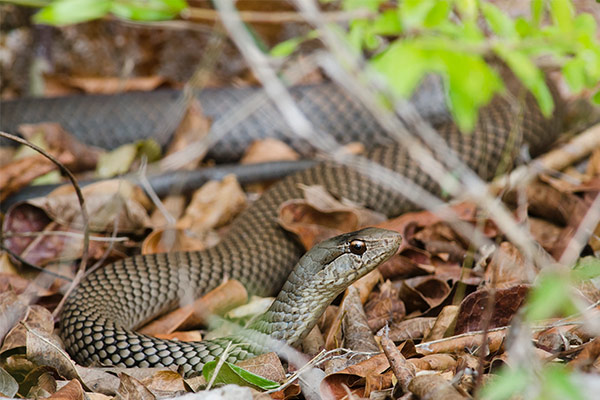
[349, 240, 366, 255]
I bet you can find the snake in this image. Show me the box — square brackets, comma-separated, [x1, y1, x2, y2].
[1, 75, 563, 376]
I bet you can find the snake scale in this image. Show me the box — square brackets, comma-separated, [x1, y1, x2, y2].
[1, 76, 563, 376]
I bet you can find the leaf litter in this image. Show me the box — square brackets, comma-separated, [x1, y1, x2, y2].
[1, 13, 600, 398]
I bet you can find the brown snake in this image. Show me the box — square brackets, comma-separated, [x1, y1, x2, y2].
[51, 78, 563, 376]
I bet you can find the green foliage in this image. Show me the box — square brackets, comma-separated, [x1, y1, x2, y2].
[31, 0, 186, 25]
[202, 358, 280, 390]
[275, 0, 600, 131]
[480, 365, 585, 400]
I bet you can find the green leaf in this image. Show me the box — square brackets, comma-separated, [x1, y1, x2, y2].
[540, 364, 585, 400]
[495, 46, 554, 117]
[549, 0, 574, 33]
[369, 9, 402, 35]
[34, 0, 111, 25]
[593, 89, 600, 104]
[441, 52, 502, 132]
[400, 0, 437, 29]
[271, 37, 303, 58]
[455, 0, 477, 22]
[562, 57, 587, 92]
[479, 367, 530, 400]
[423, 0, 449, 28]
[96, 143, 137, 178]
[202, 358, 280, 390]
[136, 139, 162, 163]
[572, 257, 600, 282]
[110, 0, 186, 21]
[481, 2, 517, 39]
[524, 272, 576, 321]
[531, 0, 544, 27]
[371, 41, 431, 98]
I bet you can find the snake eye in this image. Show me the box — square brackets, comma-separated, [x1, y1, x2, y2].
[349, 240, 367, 255]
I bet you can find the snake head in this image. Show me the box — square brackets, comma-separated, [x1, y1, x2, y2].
[296, 227, 402, 294]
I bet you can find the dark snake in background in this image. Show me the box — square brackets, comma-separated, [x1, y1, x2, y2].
[0, 77, 564, 375]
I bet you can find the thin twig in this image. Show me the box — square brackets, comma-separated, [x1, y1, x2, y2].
[0, 132, 89, 313]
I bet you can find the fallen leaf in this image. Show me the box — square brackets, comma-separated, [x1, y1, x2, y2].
[164, 99, 211, 170]
[279, 185, 386, 249]
[0, 366, 18, 398]
[19, 122, 102, 171]
[62, 76, 165, 94]
[117, 373, 156, 400]
[454, 285, 530, 335]
[485, 242, 536, 287]
[408, 373, 465, 399]
[177, 174, 247, 233]
[397, 276, 452, 313]
[423, 305, 459, 341]
[142, 228, 220, 254]
[381, 317, 436, 342]
[1, 305, 54, 356]
[365, 280, 405, 332]
[241, 138, 300, 164]
[47, 379, 84, 400]
[139, 279, 248, 335]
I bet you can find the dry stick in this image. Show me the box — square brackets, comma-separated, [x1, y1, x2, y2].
[492, 123, 600, 191]
[185, 7, 374, 23]
[0, 131, 90, 315]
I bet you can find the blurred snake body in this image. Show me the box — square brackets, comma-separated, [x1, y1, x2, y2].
[0, 78, 563, 375]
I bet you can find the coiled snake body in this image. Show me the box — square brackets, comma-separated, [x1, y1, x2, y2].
[2, 79, 563, 375]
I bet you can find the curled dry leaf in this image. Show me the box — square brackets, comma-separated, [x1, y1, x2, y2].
[149, 195, 187, 228]
[1, 305, 54, 356]
[485, 242, 536, 287]
[62, 76, 165, 94]
[25, 325, 91, 391]
[378, 329, 415, 393]
[139, 279, 248, 335]
[279, 184, 386, 250]
[365, 280, 406, 332]
[47, 379, 84, 400]
[381, 317, 436, 342]
[165, 98, 211, 170]
[31, 179, 151, 232]
[18, 122, 102, 171]
[117, 373, 156, 400]
[454, 285, 530, 335]
[142, 228, 221, 254]
[423, 305, 459, 342]
[341, 286, 379, 362]
[397, 276, 452, 314]
[177, 174, 247, 233]
[241, 138, 300, 164]
[408, 373, 466, 400]
[0, 291, 28, 346]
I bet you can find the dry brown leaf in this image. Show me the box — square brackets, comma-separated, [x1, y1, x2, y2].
[423, 305, 459, 342]
[342, 286, 379, 362]
[417, 329, 507, 356]
[47, 379, 84, 400]
[0, 291, 28, 347]
[365, 280, 405, 332]
[177, 174, 246, 233]
[241, 138, 300, 164]
[18, 123, 102, 171]
[383, 317, 436, 342]
[408, 373, 466, 399]
[411, 354, 457, 371]
[485, 242, 536, 287]
[26, 326, 91, 391]
[379, 330, 415, 393]
[139, 371, 186, 398]
[164, 99, 211, 170]
[142, 228, 220, 254]
[454, 285, 529, 335]
[149, 195, 186, 228]
[61, 76, 166, 94]
[139, 279, 248, 335]
[279, 184, 386, 250]
[397, 276, 452, 313]
[1, 305, 54, 355]
[570, 337, 600, 372]
[153, 331, 203, 342]
[0, 154, 70, 202]
[117, 373, 156, 400]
